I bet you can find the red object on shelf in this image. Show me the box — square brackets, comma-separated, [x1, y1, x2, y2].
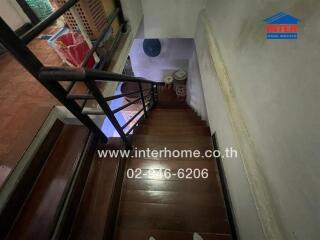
[53, 32, 95, 68]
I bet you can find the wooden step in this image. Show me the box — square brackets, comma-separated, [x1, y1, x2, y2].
[134, 126, 211, 137]
[126, 159, 217, 171]
[124, 169, 218, 181]
[0, 120, 64, 239]
[6, 125, 89, 240]
[125, 179, 223, 193]
[115, 85, 233, 239]
[139, 120, 206, 127]
[141, 122, 206, 129]
[146, 116, 201, 122]
[116, 229, 232, 240]
[122, 189, 225, 207]
[132, 135, 213, 151]
[153, 108, 194, 113]
[50, 133, 98, 239]
[150, 107, 197, 115]
[156, 105, 190, 109]
[117, 202, 230, 233]
[69, 138, 126, 240]
[147, 113, 200, 120]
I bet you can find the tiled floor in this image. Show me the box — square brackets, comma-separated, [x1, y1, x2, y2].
[0, 28, 63, 187]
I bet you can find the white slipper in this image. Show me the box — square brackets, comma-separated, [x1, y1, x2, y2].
[193, 232, 204, 240]
[149, 236, 156, 240]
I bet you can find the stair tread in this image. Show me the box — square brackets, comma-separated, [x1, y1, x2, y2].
[146, 115, 201, 121]
[135, 125, 210, 131]
[115, 88, 232, 238]
[70, 138, 124, 240]
[122, 189, 224, 206]
[115, 229, 232, 240]
[134, 129, 210, 137]
[151, 110, 197, 114]
[125, 178, 223, 193]
[126, 159, 217, 170]
[0, 120, 65, 239]
[7, 125, 89, 240]
[140, 121, 206, 127]
[153, 108, 194, 112]
[117, 202, 230, 233]
[132, 135, 213, 150]
[133, 135, 212, 142]
[143, 118, 205, 125]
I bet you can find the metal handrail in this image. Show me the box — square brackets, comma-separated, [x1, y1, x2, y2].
[67, 88, 150, 100]
[121, 108, 144, 130]
[38, 67, 157, 84]
[0, 2, 157, 238]
[81, 8, 120, 67]
[21, 0, 79, 43]
[37, 65, 158, 148]
[112, 98, 141, 114]
[0, 0, 157, 148]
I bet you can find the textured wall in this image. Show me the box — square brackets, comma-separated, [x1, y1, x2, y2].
[194, 16, 266, 240]
[141, 0, 207, 38]
[121, 0, 143, 36]
[0, 0, 29, 30]
[186, 47, 208, 121]
[129, 38, 193, 82]
[197, 0, 320, 239]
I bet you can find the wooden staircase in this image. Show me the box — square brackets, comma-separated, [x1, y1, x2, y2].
[0, 5, 234, 238]
[0, 122, 126, 240]
[115, 89, 232, 239]
[0, 88, 232, 240]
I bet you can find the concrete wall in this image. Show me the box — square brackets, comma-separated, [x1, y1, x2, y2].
[123, 0, 320, 238]
[194, 16, 266, 240]
[0, 0, 29, 30]
[141, 0, 207, 38]
[195, 0, 320, 239]
[186, 47, 208, 121]
[129, 36, 208, 120]
[121, 0, 143, 36]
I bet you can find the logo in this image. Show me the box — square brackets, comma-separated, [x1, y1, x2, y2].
[264, 12, 300, 40]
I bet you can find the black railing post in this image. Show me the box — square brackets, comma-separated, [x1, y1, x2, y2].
[0, 18, 108, 143]
[113, 0, 127, 32]
[138, 82, 147, 118]
[21, 0, 78, 43]
[0, 18, 111, 238]
[151, 84, 156, 107]
[85, 80, 131, 147]
[16, 0, 40, 25]
[155, 84, 159, 103]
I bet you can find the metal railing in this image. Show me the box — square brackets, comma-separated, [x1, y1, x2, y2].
[0, 0, 158, 148]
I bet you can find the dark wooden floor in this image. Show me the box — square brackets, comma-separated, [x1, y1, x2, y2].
[2, 87, 233, 240]
[7, 125, 89, 240]
[0, 27, 61, 187]
[0, 27, 91, 188]
[115, 89, 232, 240]
[69, 138, 124, 240]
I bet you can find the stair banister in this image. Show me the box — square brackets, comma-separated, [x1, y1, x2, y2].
[0, 6, 158, 147]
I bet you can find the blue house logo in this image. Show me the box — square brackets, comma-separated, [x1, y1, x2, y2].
[264, 12, 300, 40]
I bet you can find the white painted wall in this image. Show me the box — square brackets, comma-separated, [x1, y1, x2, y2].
[124, 0, 320, 238]
[195, 0, 320, 239]
[141, 0, 207, 38]
[186, 48, 208, 121]
[194, 16, 266, 240]
[121, 0, 143, 37]
[129, 38, 193, 82]
[130, 36, 208, 120]
[0, 0, 29, 30]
